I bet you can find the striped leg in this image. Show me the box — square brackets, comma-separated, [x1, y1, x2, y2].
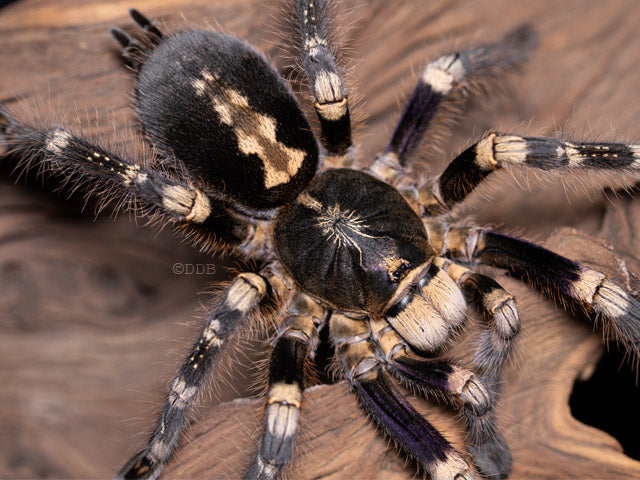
[244, 293, 323, 480]
[0, 107, 251, 249]
[292, 0, 352, 156]
[433, 257, 520, 383]
[417, 133, 640, 215]
[367, 25, 536, 184]
[371, 317, 492, 416]
[426, 221, 640, 368]
[433, 258, 519, 478]
[331, 313, 476, 480]
[116, 271, 271, 480]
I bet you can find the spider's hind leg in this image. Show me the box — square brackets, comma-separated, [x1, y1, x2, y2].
[111, 9, 164, 72]
[0, 106, 252, 253]
[290, 0, 352, 159]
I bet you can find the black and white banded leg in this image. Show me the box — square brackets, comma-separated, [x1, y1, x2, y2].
[433, 257, 519, 384]
[417, 133, 640, 216]
[292, 0, 352, 156]
[427, 222, 640, 367]
[117, 271, 272, 480]
[433, 257, 519, 478]
[368, 26, 536, 184]
[370, 317, 492, 416]
[0, 108, 251, 248]
[245, 293, 323, 480]
[331, 313, 476, 480]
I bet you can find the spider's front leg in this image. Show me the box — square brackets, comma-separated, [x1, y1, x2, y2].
[117, 267, 280, 480]
[378, 260, 515, 478]
[431, 257, 519, 478]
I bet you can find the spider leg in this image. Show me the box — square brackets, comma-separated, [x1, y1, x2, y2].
[110, 9, 164, 72]
[245, 293, 323, 480]
[110, 28, 148, 71]
[433, 257, 519, 479]
[415, 134, 640, 216]
[433, 257, 520, 383]
[371, 317, 491, 414]
[371, 315, 510, 479]
[128, 8, 164, 45]
[116, 269, 277, 480]
[291, 0, 352, 158]
[368, 26, 536, 184]
[427, 221, 640, 367]
[0, 108, 256, 253]
[331, 312, 476, 480]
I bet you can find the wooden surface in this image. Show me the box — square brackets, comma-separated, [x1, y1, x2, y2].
[1, 0, 640, 478]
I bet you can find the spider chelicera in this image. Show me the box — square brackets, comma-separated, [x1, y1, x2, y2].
[1, 1, 639, 479]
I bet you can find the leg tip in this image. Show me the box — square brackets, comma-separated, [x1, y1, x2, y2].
[110, 27, 130, 47]
[468, 435, 512, 479]
[116, 450, 163, 480]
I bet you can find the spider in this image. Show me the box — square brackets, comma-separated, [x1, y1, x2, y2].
[1, 1, 640, 480]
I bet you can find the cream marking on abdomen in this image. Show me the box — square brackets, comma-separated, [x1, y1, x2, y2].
[191, 70, 306, 189]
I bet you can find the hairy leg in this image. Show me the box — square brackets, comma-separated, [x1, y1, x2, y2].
[245, 293, 323, 480]
[331, 312, 476, 480]
[415, 134, 640, 216]
[426, 221, 640, 368]
[290, 0, 352, 157]
[116, 269, 277, 480]
[368, 26, 536, 184]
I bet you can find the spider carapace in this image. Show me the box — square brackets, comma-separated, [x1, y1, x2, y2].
[1, 2, 639, 480]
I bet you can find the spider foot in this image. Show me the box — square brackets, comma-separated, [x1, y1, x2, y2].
[110, 27, 148, 71]
[0, 102, 18, 135]
[129, 8, 164, 45]
[468, 433, 512, 480]
[115, 450, 163, 480]
[110, 9, 164, 72]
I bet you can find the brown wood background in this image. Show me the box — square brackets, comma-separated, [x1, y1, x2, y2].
[1, 0, 640, 478]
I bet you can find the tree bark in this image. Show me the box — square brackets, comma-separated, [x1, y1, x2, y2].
[0, 0, 639, 478]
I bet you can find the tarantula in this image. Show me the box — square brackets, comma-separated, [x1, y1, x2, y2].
[1, 1, 640, 479]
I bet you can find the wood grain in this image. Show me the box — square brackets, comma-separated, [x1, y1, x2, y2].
[1, 0, 639, 478]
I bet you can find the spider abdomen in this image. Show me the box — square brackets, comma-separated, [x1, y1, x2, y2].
[136, 30, 319, 210]
[274, 169, 435, 313]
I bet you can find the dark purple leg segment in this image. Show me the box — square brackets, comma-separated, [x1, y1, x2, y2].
[475, 230, 640, 367]
[385, 25, 536, 166]
[353, 369, 453, 467]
